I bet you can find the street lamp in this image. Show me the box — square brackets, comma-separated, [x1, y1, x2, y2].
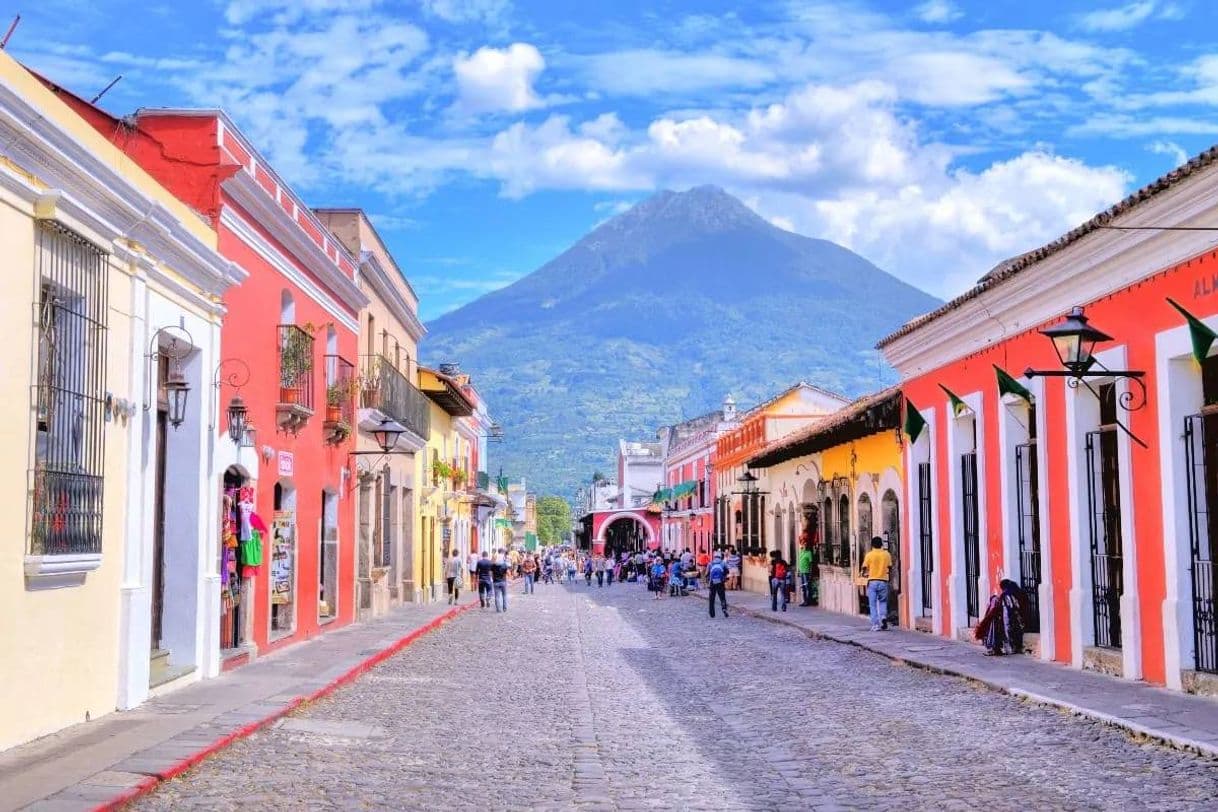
[1024, 305, 1147, 446]
[163, 363, 190, 429]
[146, 327, 194, 429]
[372, 418, 407, 453]
[227, 394, 248, 443]
[733, 469, 765, 556]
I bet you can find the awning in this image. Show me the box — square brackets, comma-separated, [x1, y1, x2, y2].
[671, 481, 698, 498]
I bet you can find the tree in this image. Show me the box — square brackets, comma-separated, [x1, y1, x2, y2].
[537, 495, 572, 547]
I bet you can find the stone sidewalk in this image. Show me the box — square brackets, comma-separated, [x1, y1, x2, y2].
[0, 599, 474, 812]
[723, 589, 1218, 759]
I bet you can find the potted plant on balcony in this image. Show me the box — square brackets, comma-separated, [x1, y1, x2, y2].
[279, 326, 314, 404]
[432, 459, 453, 485]
[325, 378, 356, 423]
[452, 467, 467, 487]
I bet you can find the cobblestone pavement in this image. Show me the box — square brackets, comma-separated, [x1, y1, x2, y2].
[135, 581, 1218, 811]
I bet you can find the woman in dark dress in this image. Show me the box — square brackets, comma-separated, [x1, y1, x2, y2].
[975, 578, 1026, 655]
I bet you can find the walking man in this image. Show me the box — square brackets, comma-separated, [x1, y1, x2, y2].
[769, 550, 790, 612]
[445, 550, 464, 605]
[594, 554, 605, 587]
[492, 553, 510, 613]
[707, 552, 729, 619]
[476, 551, 494, 609]
[522, 553, 537, 594]
[862, 536, 893, 631]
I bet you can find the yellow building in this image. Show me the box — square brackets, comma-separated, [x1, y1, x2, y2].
[0, 52, 240, 750]
[314, 209, 428, 615]
[418, 366, 476, 600]
[747, 388, 905, 624]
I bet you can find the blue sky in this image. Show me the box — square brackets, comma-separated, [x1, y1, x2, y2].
[12, 0, 1218, 319]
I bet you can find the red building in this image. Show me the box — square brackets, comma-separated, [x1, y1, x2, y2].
[50, 91, 367, 663]
[879, 146, 1218, 692]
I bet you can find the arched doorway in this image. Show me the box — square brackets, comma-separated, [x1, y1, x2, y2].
[882, 489, 901, 626]
[601, 514, 652, 557]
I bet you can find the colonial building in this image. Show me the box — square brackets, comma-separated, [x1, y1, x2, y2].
[314, 209, 428, 619]
[51, 94, 369, 664]
[418, 365, 476, 600]
[748, 388, 904, 622]
[714, 382, 849, 592]
[0, 53, 240, 749]
[657, 397, 738, 556]
[879, 144, 1218, 692]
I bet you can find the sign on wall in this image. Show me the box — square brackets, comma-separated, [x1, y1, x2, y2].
[277, 451, 294, 477]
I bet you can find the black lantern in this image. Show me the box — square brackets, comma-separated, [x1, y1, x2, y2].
[372, 418, 407, 453]
[227, 394, 248, 443]
[735, 469, 759, 494]
[164, 364, 190, 429]
[1040, 306, 1111, 375]
[240, 423, 257, 449]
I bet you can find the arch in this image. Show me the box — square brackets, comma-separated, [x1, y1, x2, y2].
[801, 476, 820, 504]
[838, 493, 850, 565]
[280, 289, 295, 324]
[773, 510, 783, 556]
[787, 502, 797, 565]
[595, 511, 655, 545]
[857, 492, 874, 567]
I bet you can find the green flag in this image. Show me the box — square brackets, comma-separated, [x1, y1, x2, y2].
[904, 398, 927, 442]
[1167, 297, 1218, 365]
[994, 365, 1033, 403]
[938, 384, 971, 417]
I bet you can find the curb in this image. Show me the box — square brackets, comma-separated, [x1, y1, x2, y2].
[95, 602, 475, 811]
[736, 605, 1218, 761]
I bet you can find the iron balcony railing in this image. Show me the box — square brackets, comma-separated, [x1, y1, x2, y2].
[278, 324, 315, 412]
[361, 354, 429, 440]
[324, 354, 356, 427]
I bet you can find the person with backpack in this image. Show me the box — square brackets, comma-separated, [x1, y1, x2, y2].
[797, 533, 818, 607]
[521, 552, 538, 594]
[769, 550, 790, 612]
[475, 551, 494, 609]
[707, 552, 729, 619]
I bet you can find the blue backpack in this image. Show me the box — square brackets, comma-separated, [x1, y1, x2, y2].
[708, 560, 727, 584]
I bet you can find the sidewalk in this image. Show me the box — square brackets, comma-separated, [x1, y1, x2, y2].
[726, 590, 1218, 759]
[0, 599, 474, 812]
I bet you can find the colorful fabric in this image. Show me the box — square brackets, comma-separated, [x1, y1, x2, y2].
[239, 528, 264, 567]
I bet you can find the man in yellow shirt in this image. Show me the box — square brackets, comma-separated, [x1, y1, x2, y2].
[861, 536, 893, 631]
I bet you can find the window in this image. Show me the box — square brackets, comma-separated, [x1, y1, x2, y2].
[30, 222, 108, 557]
[882, 489, 900, 596]
[1185, 355, 1218, 673]
[962, 450, 980, 622]
[918, 462, 933, 615]
[857, 493, 873, 567]
[1015, 403, 1042, 633]
[1086, 382, 1123, 649]
[838, 493, 850, 568]
[821, 494, 834, 565]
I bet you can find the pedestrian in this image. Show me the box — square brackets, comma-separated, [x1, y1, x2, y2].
[668, 557, 683, 597]
[594, 554, 606, 587]
[726, 546, 742, 591]
[861, 536, 893, 631]
[797, 533, 818, 607]
[567, 556, 577, 583]
[445, 550, 464, 605]
[649, 556, 666, 600]
[522, 552, 537, 594]
[583, 555, 593, 586]
[707, 552, 729, 618]
[681, 548, 693, 572]
[492, 553, 509, 612]
[696, 548, 710, 580]
[607, 555, 618, 586]
[769, 550, 790, 612]
[476, 551, 494, 609]
[467, 550, 478, 594]
[976, 579, 1026, 655]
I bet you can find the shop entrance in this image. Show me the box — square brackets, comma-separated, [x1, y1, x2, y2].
[271, 481, 298, 639]
[603, 516, 649, 558]
[319, 488, 338, 621]
[220, 467, 251, 652]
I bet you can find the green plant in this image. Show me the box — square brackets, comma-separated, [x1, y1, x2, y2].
[432, 460, 454, 480]
[452, 467, 468, 485]
[327, 378, 356, 407]
[280, 329, 314, 388]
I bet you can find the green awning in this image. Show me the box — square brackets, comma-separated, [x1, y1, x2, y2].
[671, 481, 698, 498]
[524, 532, 538, 551]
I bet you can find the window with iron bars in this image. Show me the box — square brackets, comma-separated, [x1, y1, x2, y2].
[30, 221, 108, 557]
[1185, 356, 1218, 673]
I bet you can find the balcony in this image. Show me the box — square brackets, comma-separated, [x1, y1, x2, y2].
[323, 354, 355, 444]
[277, 324, 315, 434]
[361, 354, 430, 441]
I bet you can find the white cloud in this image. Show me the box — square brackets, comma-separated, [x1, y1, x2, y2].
[574, 49, 776, 96]
[453, 42, 546, 114]
[1147, 139, 1190, 167]
[1076, 1, 1158, 32]
[420, 0, 512, 25]
[914, 0, 963, 24]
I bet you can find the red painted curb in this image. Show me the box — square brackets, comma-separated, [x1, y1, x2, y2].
[93, 602, 474, 811]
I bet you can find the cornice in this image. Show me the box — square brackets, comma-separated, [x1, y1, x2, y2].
[883, 168, 1218, 377]
[220, 204, 361, 332]
[222, 170, 368, 317]
[359, 249, 426, 342]
[0, 84, 242, 299]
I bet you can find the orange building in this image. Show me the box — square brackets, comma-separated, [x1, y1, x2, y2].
[879, 145, 1218, 692]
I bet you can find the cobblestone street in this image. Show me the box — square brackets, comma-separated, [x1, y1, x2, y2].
[136, 581, 1218, 811]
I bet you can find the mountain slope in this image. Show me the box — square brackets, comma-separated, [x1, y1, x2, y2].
[423, 186, 940, 496]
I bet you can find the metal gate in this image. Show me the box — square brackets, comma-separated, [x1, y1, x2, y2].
[1085, 429, 1123, 649]
[961, 452, 980, 622]
[918, 462, 933, 614]
[1015, 441, 1042, 633]
[1184, 413, 1218, 673]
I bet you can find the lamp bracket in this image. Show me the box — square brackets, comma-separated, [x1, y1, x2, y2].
[213, 358, 252, 392]
[143, 324, 194, 412]
[1023, 361, 1148, 448]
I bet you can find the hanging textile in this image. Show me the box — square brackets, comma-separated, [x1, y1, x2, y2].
[937, 384, 972, 417]
[904, 397, 927, 442]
